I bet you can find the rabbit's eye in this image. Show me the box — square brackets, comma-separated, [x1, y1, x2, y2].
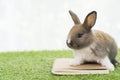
[77, 33, 83, 38]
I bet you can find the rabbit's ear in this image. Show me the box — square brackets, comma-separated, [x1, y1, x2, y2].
[69, 10, 81, 24]
[83, 11, 97, 31]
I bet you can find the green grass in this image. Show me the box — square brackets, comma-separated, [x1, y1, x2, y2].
[0, 50, 120, 80]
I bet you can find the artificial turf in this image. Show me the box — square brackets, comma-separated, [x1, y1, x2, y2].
[0, 50, 120, 80]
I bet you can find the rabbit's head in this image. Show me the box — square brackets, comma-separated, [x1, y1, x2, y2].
[66, 10, 97, 49]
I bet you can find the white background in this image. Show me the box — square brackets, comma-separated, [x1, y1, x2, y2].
[0, 0, 120, 51]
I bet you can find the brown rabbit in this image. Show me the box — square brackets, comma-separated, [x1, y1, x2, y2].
[66, 10, 118, 71]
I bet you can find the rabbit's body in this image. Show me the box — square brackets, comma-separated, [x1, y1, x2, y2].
[66, 10, 118, 71]
[72, 30, 117, 64]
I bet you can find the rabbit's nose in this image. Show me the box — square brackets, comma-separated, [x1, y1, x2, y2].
[67, 38, 71, 44]
[66, 39, 73, 47]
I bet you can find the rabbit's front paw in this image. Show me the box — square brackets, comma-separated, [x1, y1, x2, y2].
[69, 59, 83, 66]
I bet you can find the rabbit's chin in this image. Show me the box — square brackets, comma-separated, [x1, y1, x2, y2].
[68, 45, 82, 50]
[68, 43, 92, 50]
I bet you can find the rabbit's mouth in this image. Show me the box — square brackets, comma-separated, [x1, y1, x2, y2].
[67, 43, 81, 49]
[66, 40, 82, 49]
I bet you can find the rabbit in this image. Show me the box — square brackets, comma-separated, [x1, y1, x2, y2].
[66, 10, 119, 71]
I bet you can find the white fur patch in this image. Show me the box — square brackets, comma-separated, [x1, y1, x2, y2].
[67, 38, 71, 44]
[73, 43, 98, 62]
[67, 36, 71, 44]
[100, 56, 114, 71]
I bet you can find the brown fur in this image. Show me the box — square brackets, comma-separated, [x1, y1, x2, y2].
[92, 30, 118, 65]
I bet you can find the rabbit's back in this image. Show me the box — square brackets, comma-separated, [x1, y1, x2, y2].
[93, 30, 114, 44]
[92, 30, 117, 64]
